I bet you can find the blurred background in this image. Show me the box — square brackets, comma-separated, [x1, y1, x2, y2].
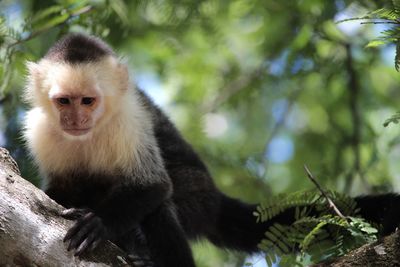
[1, 0, 400, 266]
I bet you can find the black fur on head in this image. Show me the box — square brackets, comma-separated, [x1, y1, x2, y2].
[44, 33, 114, 64]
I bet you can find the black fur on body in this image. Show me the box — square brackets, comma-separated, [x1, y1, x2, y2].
[26, 34, 400, 267]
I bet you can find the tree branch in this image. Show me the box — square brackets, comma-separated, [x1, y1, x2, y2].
[304, 165, 346, 219]
[7, 5, 93, 49]
[0, 147, 133, 266]
[313, 231, 400, 267]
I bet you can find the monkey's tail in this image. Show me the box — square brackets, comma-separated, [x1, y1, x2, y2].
[355, 193, 400, 235]
[206, 194, 272, 253]
[209, 193, 400, 253]
[207, 193, 400, 254]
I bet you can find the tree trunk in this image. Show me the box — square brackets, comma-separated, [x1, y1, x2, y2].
[0, 147, 132, 266]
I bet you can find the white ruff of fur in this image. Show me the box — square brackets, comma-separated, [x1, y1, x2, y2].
[23, 57, 157, 184]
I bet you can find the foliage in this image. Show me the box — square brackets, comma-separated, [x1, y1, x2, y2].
[254, 190, 378, 266]
[338, 0, 400, 70]
[0, 0, 128, 98]
[383, 111, 400, 127]
[338, 1, 400, 129]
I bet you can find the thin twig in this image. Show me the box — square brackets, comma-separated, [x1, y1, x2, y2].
[303, 165, 347, 220]
[0, 5, 93, 95]
[360, 21, 400, 25]
[7, 5, 93, 49]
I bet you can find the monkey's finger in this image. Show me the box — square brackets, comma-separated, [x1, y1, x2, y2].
[75, 223, 105, 255]
[127, 255, 155, 267]
[68, 221, 97, 251]
[88, 227, 105, 252]
[89, 238, 102, 252]
[61, 208, 89, 220]
[64, 212, 95, 243]
[74, 230, 98, 256]
[66, 213, 96, 249]
[64, 224, 80, 243]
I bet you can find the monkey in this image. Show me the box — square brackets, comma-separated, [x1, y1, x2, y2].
[22, 33, 400, 267]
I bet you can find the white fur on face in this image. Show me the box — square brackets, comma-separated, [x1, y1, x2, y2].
[23, 57, 164, 185]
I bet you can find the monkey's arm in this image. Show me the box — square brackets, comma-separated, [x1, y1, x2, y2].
[61, 179, 172, 256]
[97, 181, 172, 233]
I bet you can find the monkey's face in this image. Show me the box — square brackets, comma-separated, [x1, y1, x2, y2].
[25, 56, 128, 140]
[44, 64, 107, 139]
[50, 91, 103, 137]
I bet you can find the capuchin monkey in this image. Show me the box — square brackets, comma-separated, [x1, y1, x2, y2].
[22, 33, 400, 267]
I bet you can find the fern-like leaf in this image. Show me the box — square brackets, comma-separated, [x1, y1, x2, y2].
[396, 41, 400, 71]
[258, 190, 378, 265]
[383, 111, 400, 127]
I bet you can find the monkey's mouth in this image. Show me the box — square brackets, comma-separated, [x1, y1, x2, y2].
[63, 128, 91, 136]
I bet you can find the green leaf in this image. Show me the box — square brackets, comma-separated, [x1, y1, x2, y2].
[291, 24, 312, 51]
[31, 5, 64, 25]
[40, 14, 69, 29]
[109, 0, 129, 24]
[383, 112, 400, 127]
[366, 39, 386, 48]
[323, 21, 345, 42]
[361, 226, 378, 234]
[396, 41, 400, 71]
[368, 8, 398, 20]
[394, 0, 400, 11]
[301, 221, 327, 250]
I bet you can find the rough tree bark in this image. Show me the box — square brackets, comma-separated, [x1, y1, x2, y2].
[0, 147, 132, 266]
[313, 231, 400, 267]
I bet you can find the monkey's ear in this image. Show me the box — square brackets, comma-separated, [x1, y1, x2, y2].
[24, 61, 43, 104]
[26, 61, 40, 76]
[117, 63, 129, 91]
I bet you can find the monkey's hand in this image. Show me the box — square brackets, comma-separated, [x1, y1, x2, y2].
[61, 208, 108, 256]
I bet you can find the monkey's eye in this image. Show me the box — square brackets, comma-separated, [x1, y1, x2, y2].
[57, 98, 70, 105]
[81, 97, 96, 106]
